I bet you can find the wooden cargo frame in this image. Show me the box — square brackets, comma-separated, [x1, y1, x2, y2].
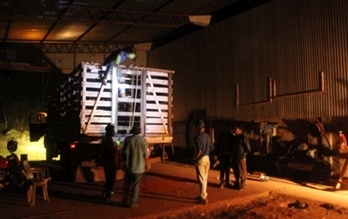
[79, 62, 174, 145]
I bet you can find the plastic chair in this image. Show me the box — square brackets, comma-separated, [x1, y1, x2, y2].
[22, 160, 51, 207]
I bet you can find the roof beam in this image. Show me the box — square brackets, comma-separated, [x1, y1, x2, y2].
[1, 42, 129, 54]
[0, 2, 190, 27]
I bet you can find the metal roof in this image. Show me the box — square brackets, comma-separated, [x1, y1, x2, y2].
[0, 0, 270, 70]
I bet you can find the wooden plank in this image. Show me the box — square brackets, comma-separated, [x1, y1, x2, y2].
[85, 72, 102, 79]
[87, 117, 113, 123]
[146, 96, 169, 102]
[145, 129, 166, 134]
[86, 126, 132, 133]
[115, 125, 133, 130]
[85, 100, 112, 107]
[118, 84, 141, 89]
[146, 87, 169, 93]
[82, 110, 112, 116]
[146, 112, 168, 118]
[145, 78, 169, 85]
[117, 112, 142, 116]
[146, 137, 173, 144]
[118, 98, 141, 103]
[84, 82, 111, 89]
[145, 124, 168, 129]
[146, 103, 168, 110]
[147, 71, 170, 77]
[85, 91, 112, 98]
[145, 118, 168, 123]
[83, 124, 106, 133]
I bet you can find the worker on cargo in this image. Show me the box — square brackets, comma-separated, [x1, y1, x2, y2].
[101, 124, 117, 201]
[121, 124, 150, 208]
[101, 47, 136, 85]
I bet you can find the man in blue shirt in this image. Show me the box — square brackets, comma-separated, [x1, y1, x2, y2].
[193, 120, 213, 204]
[231, 124, 251, 190]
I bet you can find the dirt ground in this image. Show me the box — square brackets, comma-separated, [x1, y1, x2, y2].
[155, 191, 348, 219]
[2, 160, 348, 219]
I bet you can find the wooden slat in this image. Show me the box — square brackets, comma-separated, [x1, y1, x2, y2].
[146, 111, 168, 117]
[145, 136, 173, 144]
[146, 103, 168, 110]
[85, 100, 112, 107]
[147, 71, 170, 77]
[84, 82, 111, 89]
[83, 124, 107, 134]
[85, 72, 101, 78]
[85, 126, 131, 134]
[82, 110, 112, 116]
[146, 96, 169, 102]
[86, 117, 113, 123]
[145, 78, 168, 85]
[118, 84, 141, 89]
[118, 98, 141, 103]
[145, 118, 168, 123]
[117, 112, 142, 116]
[146, 87, 169, 93]
[145, 126, 167, 133]
[115, 125, 133, 130]
[85, 91, 112, 98]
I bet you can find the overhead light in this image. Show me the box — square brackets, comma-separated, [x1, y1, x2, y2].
[189, 15, 211, 27]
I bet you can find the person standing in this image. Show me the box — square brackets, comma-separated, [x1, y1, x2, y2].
[193, 120, 213, 204]
[101, 124, 117, 201]
[231, 124, 251, 190]
[338, 131, 347, 149]
[122, 124, 150, 208]
[214, 123, 234, 188]
[101, 47, 136, 85]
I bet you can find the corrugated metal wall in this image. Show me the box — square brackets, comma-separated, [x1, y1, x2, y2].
[148, 0, 348, 122]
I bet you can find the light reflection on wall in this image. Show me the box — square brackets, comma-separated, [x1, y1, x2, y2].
[0, 131, 46, 161]
[18, 137, 46, 160]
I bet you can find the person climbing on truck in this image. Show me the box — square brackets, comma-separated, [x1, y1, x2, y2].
[101, 47, 136, 85]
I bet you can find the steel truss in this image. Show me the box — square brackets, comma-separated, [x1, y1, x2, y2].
[0, 2, 189, 27]
[1, 42, 128, 54]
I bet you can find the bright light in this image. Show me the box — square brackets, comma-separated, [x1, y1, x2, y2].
[0, 130, 46, 161]
[69, 143, 76, 149]
[20, 139, 46, 160]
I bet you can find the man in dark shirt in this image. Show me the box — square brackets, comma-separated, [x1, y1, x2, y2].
[231, 124, 251, 190]
[101, 124, 117, 201]
[193, 120, 213, 204]
[214, 123, 234, 188]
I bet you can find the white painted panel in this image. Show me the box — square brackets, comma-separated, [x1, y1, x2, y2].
[146, 103, 168, 110]
[146, 96, 169, 102]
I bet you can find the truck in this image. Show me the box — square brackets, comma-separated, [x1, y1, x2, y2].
[29, 62, 174, 176]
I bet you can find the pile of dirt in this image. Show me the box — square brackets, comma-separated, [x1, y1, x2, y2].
[155, 192, 348, 219]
